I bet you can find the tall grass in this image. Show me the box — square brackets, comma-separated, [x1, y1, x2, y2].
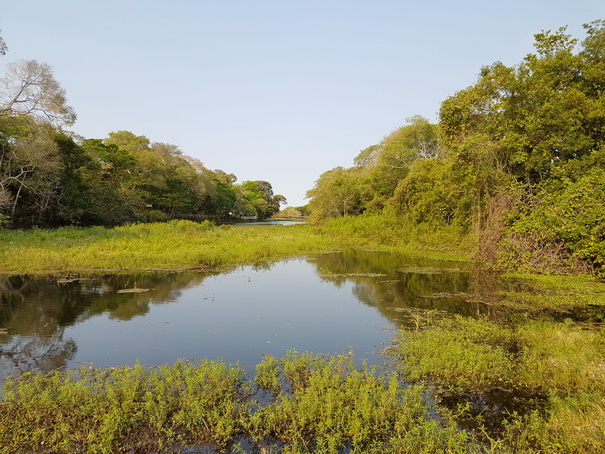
[317, 213, 474, 261]
[0, 220, 338, 274]
[0, 360, 248, 453]
[0, 216, 474, 274]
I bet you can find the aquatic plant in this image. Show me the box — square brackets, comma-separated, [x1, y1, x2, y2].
[0, 353, 476, 453]
[397, 315, 605, 452]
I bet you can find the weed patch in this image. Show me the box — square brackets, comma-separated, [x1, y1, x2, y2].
[397, 315, 605, 452]
[0, 353, 477, 453]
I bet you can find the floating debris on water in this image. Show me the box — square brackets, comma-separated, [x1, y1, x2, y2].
[117, 288, 150, 294]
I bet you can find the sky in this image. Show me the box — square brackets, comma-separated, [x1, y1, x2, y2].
[0, 1, 603, 207]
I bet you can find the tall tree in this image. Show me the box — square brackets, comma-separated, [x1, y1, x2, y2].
[306, 167, 365, 221]
[236, 180, 285, 219]
[0, 119, 63, 226]
[439, 23, 605, 186]
[0, 60, 75, 126]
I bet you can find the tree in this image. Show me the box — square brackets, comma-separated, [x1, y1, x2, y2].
[236, 180, 285, 219]
[348, 116, 442, 213]
[104, 130, 150, 154]
[439, 23, 605, 186]
[77, 138, 139, 225]
[0, 29, 7, 55]
[0, 118, 64, 226]
[306, 167, 365, 221]
[0, 60, 75, 125]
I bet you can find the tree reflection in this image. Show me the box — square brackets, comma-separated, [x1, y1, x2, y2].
[308, 249, 506, 327]
[0, 271, 214, 379]
[0, 330, 77, 382]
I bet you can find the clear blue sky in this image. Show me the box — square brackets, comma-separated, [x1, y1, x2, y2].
[1, 1, 602, 206]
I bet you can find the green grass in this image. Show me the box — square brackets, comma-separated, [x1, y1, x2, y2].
[397, 315, 605, 452]
[0, 353, 476, 454]
[0, 216, 473, 275]
[0, 360, 248, 453]
[399, 316, 605, 393]
[0, 220, 339, 274]
[496, 272, 605, 311]
[317, 213, 474, 262]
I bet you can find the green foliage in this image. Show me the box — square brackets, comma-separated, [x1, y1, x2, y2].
[0, 58, 282, 229]
[498, 392, 605, 453]
[0, 121, 284, 227]
[277, 206, 305, 218]
[0, 360, 249, 453]
[235, 180, 285, 220]
[318, 212, 473, 260]
[499, 166, 605, 275]
[399, 315, 605, 394]
[250, 352, 474, 453]
[398, 314, 605, 452]
[307, 20, 605, 277]
[308, 116, 442, 220]
[392, 157, 475, 227]
[0, 220, 338, 274]
[307, 166, 367, 221]
[398, 316, 516, 391]
[0, 353, 476, 453]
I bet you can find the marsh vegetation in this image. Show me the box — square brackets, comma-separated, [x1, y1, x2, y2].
[1, 234, 604, 452]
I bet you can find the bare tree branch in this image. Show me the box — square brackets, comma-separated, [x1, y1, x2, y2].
[0, 60, 76, 126]
[0, 28, 7, 55]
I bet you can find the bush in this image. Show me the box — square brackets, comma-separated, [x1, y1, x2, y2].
[499, 168, 605, 276]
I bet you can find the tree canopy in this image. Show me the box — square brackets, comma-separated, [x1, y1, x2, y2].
[0, 61, 284, 228]
[307, 20, 605, 276]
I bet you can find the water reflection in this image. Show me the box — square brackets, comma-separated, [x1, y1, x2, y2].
[0, 249, 510, 380]
[310, 249, 501, 327]
[234, 220, 307, 226]
[0, 272, 212, 381]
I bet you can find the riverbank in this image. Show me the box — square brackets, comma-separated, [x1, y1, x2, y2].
[0, 218, 471, 275]
[0, 220, 333, 275]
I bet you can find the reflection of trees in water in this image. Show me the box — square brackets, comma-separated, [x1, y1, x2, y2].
[78, 272, 214, 320]
[0, 329, 77, 382]
[0, 271, 214, 378]
[308, 249, 505, 326]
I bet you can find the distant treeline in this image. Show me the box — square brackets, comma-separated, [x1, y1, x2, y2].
[307, 21, 605, 276]
[0, 62, 286, 228]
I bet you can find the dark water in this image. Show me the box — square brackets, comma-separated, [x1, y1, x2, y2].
[0, 249, 502, 381]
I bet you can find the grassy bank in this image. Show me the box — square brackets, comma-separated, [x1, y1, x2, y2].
[318, 213, 474, 262]
[0, 220, 339, 274]
[2, 217, 603, 452]
[397, 315, 605, 452]
[0, 216, 472, 275]
[0, 353, 474, 454]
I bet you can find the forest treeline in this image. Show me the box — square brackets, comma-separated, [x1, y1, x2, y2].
[307, 20, 605, 276]
[2, 22, 605, 277]
[0, 62, 286, 228]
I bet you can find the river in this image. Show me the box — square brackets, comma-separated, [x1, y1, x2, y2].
[0, 248, 504, 382]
